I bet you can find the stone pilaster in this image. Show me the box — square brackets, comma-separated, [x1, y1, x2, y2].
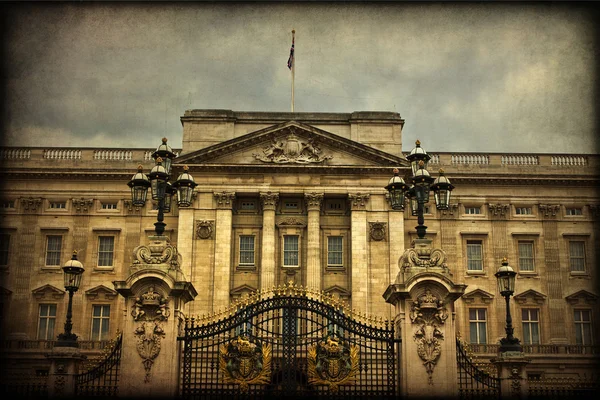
[305, 192, 323, 291]
[214, 192, 235, 310]
[260, 192, 279, 290]
[176, 208, 195, 278]
[348, 193, 369, 312]
[539, 204, 567, 343]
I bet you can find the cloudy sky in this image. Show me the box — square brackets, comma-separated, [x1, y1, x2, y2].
[2, 2, 598, 154]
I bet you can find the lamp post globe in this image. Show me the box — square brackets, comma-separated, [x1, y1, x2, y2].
[495, 258, 522, 353]
[57, 251, 84, 347]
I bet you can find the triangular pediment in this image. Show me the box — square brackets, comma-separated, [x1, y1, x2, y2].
[565, 290, 598, 305]
[85, 285, 118, 300]
[32, 284, 65, 300]
[514, 289, 547, 305]
[175, 121, 409, 171]
[461, 289, 494, 304]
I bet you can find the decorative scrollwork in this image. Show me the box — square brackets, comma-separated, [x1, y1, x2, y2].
[219, 335, 272, 393]
[195, 220, 214, 240]
[369, 222, 387, 241]
[307, 332, 359, 392]
[134, 321, 165, 383]
[253, 133, 332, 164]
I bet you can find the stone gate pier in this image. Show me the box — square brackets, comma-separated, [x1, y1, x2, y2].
[384, 237, 467, 398]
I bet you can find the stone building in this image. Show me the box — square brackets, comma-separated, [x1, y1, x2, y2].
[0, 110, 598, 393]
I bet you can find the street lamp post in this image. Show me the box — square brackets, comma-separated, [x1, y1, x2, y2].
[128, 138, 198, 235]
[56, 251, 85, 347]
[495, 257, 522, 353]
[385, 140, 454, 238]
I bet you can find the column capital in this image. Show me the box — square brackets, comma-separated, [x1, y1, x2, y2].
[348, 193, 370, 211]
[538, 204, 560, 219]
[488, 203, 510, 219]
[260, 192, 279, 211]
[214, 191, 236, 209]
[20, 197, 42, 213]
[304, 192, 324, 211]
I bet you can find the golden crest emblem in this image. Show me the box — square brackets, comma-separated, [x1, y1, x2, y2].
[307, 332, 359, 392]
[219, 334, 272, 393]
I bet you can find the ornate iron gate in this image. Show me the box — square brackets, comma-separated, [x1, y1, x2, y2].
[75, 331, 123, 397]
[179, 284, 397, 399]
[456, 337, 500, 399]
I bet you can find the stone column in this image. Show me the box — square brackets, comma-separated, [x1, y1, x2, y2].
[45, 346, 86, 398]
[213, 191, 235, 311]
[260, 192, 279, 290]
[348, 193, 369, 312]
[305, 192, 323, 291]
[384, 239, 467, 399]
[113, 235, 196, 399]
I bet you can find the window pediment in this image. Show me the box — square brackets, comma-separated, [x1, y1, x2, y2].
[461, 289, 494, 304]
[514, 289, 546, 305]
[32, 284, 65, 300]
[565, 290, 598, 305]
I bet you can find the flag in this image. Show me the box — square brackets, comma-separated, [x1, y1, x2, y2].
[287, 34, 295, 69]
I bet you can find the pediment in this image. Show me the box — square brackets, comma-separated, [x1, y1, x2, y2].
[565, 290, 598, 305]
[323, 285, 351, 299]
[461, 289, 494, 304]
[514, 289, 547, 305]
[85, 285, 118, 300]
[32, 284, 65, 300]
[175, 121, 409, 171]
[230, 284, 257, 298]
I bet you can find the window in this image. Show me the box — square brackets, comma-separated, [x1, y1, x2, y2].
[239, 236, 255, 266]
[98, 236, 115, 267]
[101, 202, 118, 210]
[466, 240, 483, 271]
[38, 304, 57, 340]
[515, 207, 532, 215]
[284, 201, 299, 210]
[469, 308, 487, 344]
[574, 309, 593, 345]
[49, 202, 66, 209]
[45, 236, 63, 266]
[324, 199, 345, 214]
[327, 236, 343, 267]
[240, 201, 256, 210]
[0, 200, 14, 209]
[518, 241, 535, 272]
[522, 309, 540, 344]
[0, 234, 9, 266]
[283, 235, 299, 267]
[569, 241, 586, 272]
[566, 208, 583, 216]
[465, 206, 481, 215]
[91, 305, 110, 341]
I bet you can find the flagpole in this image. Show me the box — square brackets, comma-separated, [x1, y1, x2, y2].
[291, 30, 295, 113]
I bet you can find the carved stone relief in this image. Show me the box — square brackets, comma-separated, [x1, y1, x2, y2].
[539, 204, 560, 218]
[215, 191, 236, 209]
[304, 192, 324, 211]
[410, 288, 448, 384]
[132, 240, 180, 269]
[20, 197, 42, 212]
[369, 222, 387, 241]
[348, 193, 370, 210]
[72, 198, 94, 213]
[124, 199, 142, 214]
[253, 131, 332, 164]
[134, 321, 165, 383]
[195, 220, 214, 240]
[259, 192, 279, 211]
[488, 204, 510, 218]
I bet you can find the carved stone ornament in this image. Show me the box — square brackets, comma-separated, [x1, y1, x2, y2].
[348, 193, 370, 210]
[134, 321, 165, 383]
[131, 286, 171, 322]
[72, 198, 94, 213]
[589, 204, 600, 218]
[219, 334, 272, 393]
[215, 191, 236, 209]
[253, 132, 332, 164]
[259, 192, 279, 210]
[369, 222, 387, 241]
[307, 331, 359, 392]
[132, 240, 180, 268]
[277, 217, 307, 227]
[439, 203, 458, 218]
[195, 220, 214, 240]
[488, 204, 510, 218]
[539, 204, 561, 218]
[410, 288, 448, 384]
[304, 192, 324, 210]
[20, 197, 42, 212]
[399, 243, 449, 273]
[124, 199, 141, 213]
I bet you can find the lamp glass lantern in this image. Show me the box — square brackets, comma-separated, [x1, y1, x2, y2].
[149, 158, 169, 201]
[411, 162, 434, 204]
[162, 182, 177, 213]
[495, 258, 517, 296]
[385, 169, 408, 210]
[152, 137, 176, 176]
[406, 140, 432, 176]
[172, 165, 198, 207]
[62, 252, 84, 292]
[127, 165, 151, 207]
[431, 169, 454, 210]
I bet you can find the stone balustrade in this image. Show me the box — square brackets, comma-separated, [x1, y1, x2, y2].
[0, 146, 595, 170]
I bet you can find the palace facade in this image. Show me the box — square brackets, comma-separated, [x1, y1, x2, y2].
[0, 110, 598, 387]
